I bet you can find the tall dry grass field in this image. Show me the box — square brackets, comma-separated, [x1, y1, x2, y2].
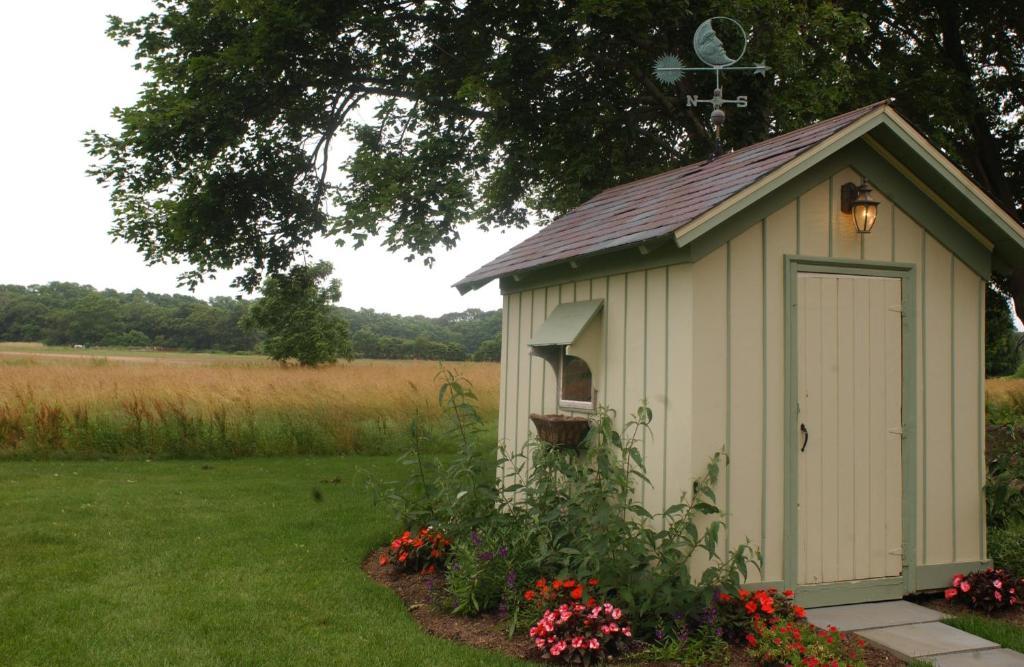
[0, 353, 499, 458]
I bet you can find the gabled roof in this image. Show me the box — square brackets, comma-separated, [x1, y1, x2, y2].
[456, 101, 1024, 292]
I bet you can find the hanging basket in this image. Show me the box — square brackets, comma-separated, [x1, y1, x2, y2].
[530, 413, 592, 448]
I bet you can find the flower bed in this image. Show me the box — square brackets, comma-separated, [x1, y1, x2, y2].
[368, 372, 904, 665]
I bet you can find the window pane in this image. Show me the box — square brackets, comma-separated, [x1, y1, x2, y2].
[561, 355, 592, 403]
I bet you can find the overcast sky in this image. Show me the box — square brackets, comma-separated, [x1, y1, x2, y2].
[0, 1, 537, 317]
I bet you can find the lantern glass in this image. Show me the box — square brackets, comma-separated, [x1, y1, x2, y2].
[852, 201, 877, 233]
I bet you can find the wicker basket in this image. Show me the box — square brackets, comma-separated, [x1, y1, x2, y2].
[530, 413, 592, 448]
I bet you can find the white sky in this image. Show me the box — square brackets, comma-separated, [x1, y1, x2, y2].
[0, 1, 537, 317]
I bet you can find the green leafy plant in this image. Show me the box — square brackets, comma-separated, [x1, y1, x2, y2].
[746, 618, 866, 667]
[989, 522, 1024, 575]
[378, 527, 450, 574]
[629, 624, 730, 667]
[444, 529, 518, 616]
[944, 568, 1022, 612]
[716, 587, 806, 643]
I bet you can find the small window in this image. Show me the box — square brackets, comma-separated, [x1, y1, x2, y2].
[559, 351, 594, 409]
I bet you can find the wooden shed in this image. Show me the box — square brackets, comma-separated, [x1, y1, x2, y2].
[456, 101, 1024, 606]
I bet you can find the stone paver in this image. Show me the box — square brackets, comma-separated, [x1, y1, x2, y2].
[857, 622, 999, 660]
[927, 649, 1024, 666]
[805, 600, 947, 631]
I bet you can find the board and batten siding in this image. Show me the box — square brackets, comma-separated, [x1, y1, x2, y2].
[497, 268, 696, 525]
[496, 166, 986, 584]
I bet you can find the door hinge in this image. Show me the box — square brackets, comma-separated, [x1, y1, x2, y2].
[888, 425, 904, 436]
[888, 305, 904, 316]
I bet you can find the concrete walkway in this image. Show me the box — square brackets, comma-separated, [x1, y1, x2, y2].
[805, 600, 1024, 665]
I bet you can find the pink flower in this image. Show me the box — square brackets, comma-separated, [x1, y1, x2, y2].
[599, 624, 610, 635]
[589, 638, 601, 649]
[611, 607, 622, 620]
[571, 636, 584, 649]
[994, 579, 1004, 590]
[995, 591, 1004, 602]
[535, 638, 546, 649]
[608, 622, 619, 633]
[953, 574, 963, 586]
[623, 626, 632, 638]
[960, 581, 971, 593]
[603, 603, 613, 614]
[944, 588, 958, 600]
[550, 641, 566, 657]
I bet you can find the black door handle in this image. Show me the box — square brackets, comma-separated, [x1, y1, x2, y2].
[800, 423, 809, 452]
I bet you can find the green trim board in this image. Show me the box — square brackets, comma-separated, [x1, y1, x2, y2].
[916, 561, 993, 591]
[797, 577, 905, 609]
[783, 256, 918, 602]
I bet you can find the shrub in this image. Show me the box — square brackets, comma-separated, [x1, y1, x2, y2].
[379, 527, 450, 574]
[716, 587, 806, 642]
[989, 523, 1024, 575]
[944, 568, 1023, 612]
[528, 601, 633, 663]
[746, 618, 866, 667]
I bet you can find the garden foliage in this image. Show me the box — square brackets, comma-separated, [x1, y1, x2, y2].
[373, 368, 760, 643]
[944, 569, 1022, 612]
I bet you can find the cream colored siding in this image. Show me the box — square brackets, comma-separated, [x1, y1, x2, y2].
[664, 265, 694, 522]
[728, 223, 765, 556]
[763, 202, 797, 583]
[497, 166, 988, 586]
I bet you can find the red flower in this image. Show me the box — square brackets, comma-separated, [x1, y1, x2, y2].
[588, 578, 599, 586]
[570, 586, 583, 600]
[944, 588, 958, 600]
[746, 633, 757, 647]
[784, 589, 795, 598]
[536, 578, 546, 589]
[794, 605, 807, 618]
[552, 579, 562, 590]
[378, 554, 387, 566]
[524, 590, 536, 602]
[563, 579, 576, 588]
[745, 600, 759, 614]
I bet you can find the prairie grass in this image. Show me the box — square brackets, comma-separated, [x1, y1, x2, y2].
[0, 353, 499, 459]
[985, 377, 1024, 407]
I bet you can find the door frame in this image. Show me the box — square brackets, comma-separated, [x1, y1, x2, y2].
[783, 255, 918, 607]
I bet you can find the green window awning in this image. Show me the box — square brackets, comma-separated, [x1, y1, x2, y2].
[529, 300, 603, 346]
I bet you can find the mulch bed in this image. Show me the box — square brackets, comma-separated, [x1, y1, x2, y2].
[363, 548, 908, 665]
[914, 592, 1024, 629]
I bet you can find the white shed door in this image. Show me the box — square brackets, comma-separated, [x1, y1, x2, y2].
[796, 273, 903, 585]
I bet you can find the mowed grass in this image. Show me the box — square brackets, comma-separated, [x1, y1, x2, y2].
[0, 349, 499, 458]
[943, 614, 1024, 653]
[0, 456, 520, 666]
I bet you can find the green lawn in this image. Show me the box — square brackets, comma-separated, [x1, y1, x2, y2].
[943, 614, 1024, 653]
[0, 457, 520, 666]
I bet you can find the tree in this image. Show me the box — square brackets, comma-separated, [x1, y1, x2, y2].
[245, 261, 352, 366]
[86, 2, 1023, 304]
[986, 286, 1020, 377]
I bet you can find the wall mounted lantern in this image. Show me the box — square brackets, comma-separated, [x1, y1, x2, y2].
[841, 179, 880, 234]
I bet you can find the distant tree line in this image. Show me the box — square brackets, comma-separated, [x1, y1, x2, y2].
[0, 283, 501, 361]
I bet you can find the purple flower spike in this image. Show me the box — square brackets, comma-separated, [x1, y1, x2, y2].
[497, 546, 509, 558]
[469, 530, 482, 546]
[478, 551, 494, 561]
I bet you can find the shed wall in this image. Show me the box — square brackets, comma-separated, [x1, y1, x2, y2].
[497, 167, 986, 585]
